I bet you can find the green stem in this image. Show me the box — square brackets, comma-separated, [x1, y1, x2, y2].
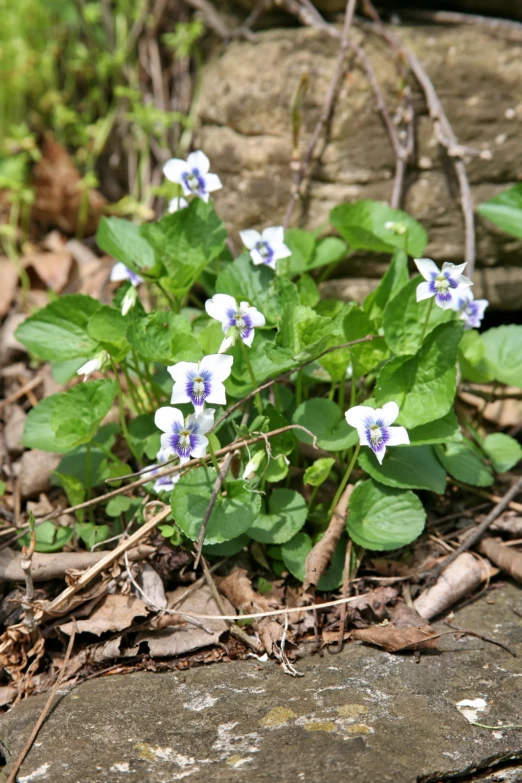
[206, 439, 221, 473]
[419, 297, 434, 345]
[350, 365, 357, 409]
[131, 348, 156, 410]
[327, 443, 360, 518]
[157, 280, 178, 312]
[143, 361, 162, 406]
[86, 439, 94, 524]
[111, 359, 139, 462]
[307, 484, 320, 513]
[122, 362, 145, 414]
[339, 376, 346, 412]
[296, 370, 303, 408]
[240, 340, 263, 414]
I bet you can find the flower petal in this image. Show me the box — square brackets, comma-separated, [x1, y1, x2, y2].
[168, 197, 188, 213]
[345, 405, 374, 429]
[273, 242, 292, 260]
[200, 353, 234, 382]
[387, 426, 410, 447]
[373, 444, 387, 465]
[414, 258, 439, 281]
[245, 305, 265, 328]
[188, 408, 215, 435]
[160, 433, 174, 454]
[205, 294, 237, 323]
[457, 274, 473, 289]
[436, 290, 459, 310]
[163, 158, 187, 183]
[262, 226, 284, 245]
[249, 248, 265, 266]
[242, 330, 255, 347]
[205, 380, 227, 406]
[442, 261, 467, 278]
[204, 173, 222, 193]
[110, 262, 130, 282]
[416, 281, 433, 302]
[218, 335, 234, 353]
[239, 229, 261, 250]
[190, 435, 209, 459]
[171, 384, 191, 405]
[167, 361, 197, 383]
[154, 406, 184, 434]
[380, 401, 400, 426]
[475, 299, 489, 318]
[187, 150, 210, 174]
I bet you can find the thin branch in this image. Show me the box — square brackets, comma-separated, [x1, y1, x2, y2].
[194, 452, 235, 570]
[395, 8, 522, 43]
[0, 372, 45, 412]
[283, 0, 358, 228]
[5, 621, 77, 783]
[422, 475, 522, 581]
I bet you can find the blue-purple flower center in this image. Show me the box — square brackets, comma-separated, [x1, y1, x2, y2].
[185, 369, 211, 407]
[225, 308, 253, 340]
[429, 271, 458, 302]
[127, 268, 141, 286]
[255, 240, 274, 265]
[183, 167, 206, 195]
[169, 423, 199, 459]
[365, 419, 389, 454]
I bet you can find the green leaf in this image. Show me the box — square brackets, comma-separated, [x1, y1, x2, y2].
[482, 433, 522, 473]
[298, 273, 320, 307]
[216, 252, 299, 326]
[105, 496, 142, 517]
[248, 489, 307, 544]
[343, 304, 388, 376]
[128, 414, 160, 461]
[21, 521, 73, 553]
[88, 306, 129, 353]
[458, 330, 495, 384]
[282, 228, 316, 276]
[16, 294, 100, 361]
[277, 303, 344, 364]
[202, 535, 250, 557]
[263, 403, 296, 457]
[53, 472, 86, 521]
[96, 216, 155, 272]
[347, 480, 426, 551]
[281, 532, 346, 590]
[77, 522, 111, 550]
[51, 357, 90, 384]
[0, 481, 6, 498]
[142, 199, 227, 295]
[477, 184, 522, 238]
[309, 236, 348, 272]
[171, 467, 261, 544]
[376, 322, 463, 428]
[363, 250, 409, 325]
[408, 411, 462, 445]
[23, 395, 60, 452]
[358, 445, 446, 493]
[49, 380, 117, 452]
[482, 326, 522, 388]
[330, 200, 427, 257]
[303, 458, 335, 487]
[383, 275, 455, 355]
[435, 440, 494, 487]
[293, 398, 357, 451]
[126, 311, 200, 364]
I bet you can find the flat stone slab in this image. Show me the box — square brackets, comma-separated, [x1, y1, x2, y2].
[1, 583, 522, 783]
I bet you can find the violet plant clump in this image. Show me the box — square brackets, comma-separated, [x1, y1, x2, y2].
[15, 152, 522, 582]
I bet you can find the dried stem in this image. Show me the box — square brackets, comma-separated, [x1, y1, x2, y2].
[335, 538, 352, 653]
[194, 452, 235, 569]
[20, 521, 37, 633]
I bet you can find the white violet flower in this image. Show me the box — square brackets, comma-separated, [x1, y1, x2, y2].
[143, 448, 179, 494]
[205, 294, 266, 353]
[77, 351, 109, 382]
[451, 289, 489, 330]
[120, 286, 137, 316]
[168, 196, 189, 213]
[163, 151, 222, 203]
[167, 354, 233, 415]
[239, 226, 291, 271]
[345, 401, 410, 465]
[414, 258, 472, 310]
[110, 262, 143, 287]
[154, 407, 215, 465]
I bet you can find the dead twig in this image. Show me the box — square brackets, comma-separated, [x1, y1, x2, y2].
[396, 8, 522, 43]
[303, 484, 352, 590]
[0, 372, 45, 411]
[422, 475, 522, 582]
[443, 623, 516, 658]
[19, 519, 37, 634]
[334, 538, 352, 653]
[194, 452, 235, 570]
[5, 620, 77, 783]
[283, 0, 357, 228]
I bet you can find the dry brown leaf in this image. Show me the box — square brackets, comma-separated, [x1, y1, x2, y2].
[136, 563, 167, 609]
[31, 134, 107, 236]
[459, 389, 522, 428]
[303, 484, 352, 591]
[490, 513, 522, 538]
[352, 624, 439, 652]
[413, 552, 492, 621]
[217, 568, 283, 653]
[23, 251, 74, 292]
[59, 594, 149, 636]
[0, 258, 19, 317]
[389, 602, 426, 629]
[132, 584, 233, 658]
[479, 538, 522, 583]
[347, 586, 398, 619]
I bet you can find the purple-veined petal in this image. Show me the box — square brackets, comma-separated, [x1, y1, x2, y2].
[240, 229, 262, 250]
[386, 426, 410, 447]
[416, 281, 433, 302]
[414, 258, 439, 281]
[186, 150, 210, 174]
[242, 329, 255, 347]
[190, 435, 209, 459]
[373, 444, 387, 465]
[167, 361, 197, 383]
[204, 172, 222, 193]
[160, 433, 174, 454]
[163, 158, 188, 184]
[205, 294, 237, 323]
[436, 289, 459, 310]
[155, 406, 184, 434]
[199, 353, 233, 382]
[442, 261, 467, 278]
[187, 409, 214, 435]
[380, 401, 400, 426]
[249, 248, 265, 266]
[345, 405, 374, 429]
[262, 226, 284, 245]
[244, 305, 265, 328]
[456, 274, 473, 288]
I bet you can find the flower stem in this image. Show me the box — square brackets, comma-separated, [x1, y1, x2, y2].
[111, 359, 139, 462]
[85, 439, 94, 524]
[350, 365, 357, 408]
[206, 439, 221, 474]
[240, 340, 263, 414]
[419, 297, 435, 346]
[307, 484, 320, 513]
[327, 443, 360, 518]
[131, 348, 156, 410]
[122, 361, 145, 414]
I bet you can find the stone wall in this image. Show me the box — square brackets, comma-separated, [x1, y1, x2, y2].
[195, 23, 522, 305]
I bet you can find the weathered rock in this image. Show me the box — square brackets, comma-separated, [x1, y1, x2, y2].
[18, 450, 61, 499]
[196, 24, 522, 272]
[1, 583, 521, 782]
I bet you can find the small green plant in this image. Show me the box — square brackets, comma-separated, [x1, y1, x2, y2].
[14, 151, 522, 583]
